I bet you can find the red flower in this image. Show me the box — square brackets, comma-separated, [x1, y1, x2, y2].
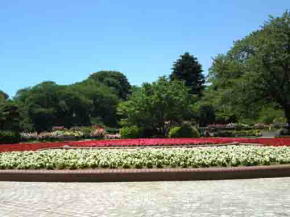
[0, 137, 289, 153]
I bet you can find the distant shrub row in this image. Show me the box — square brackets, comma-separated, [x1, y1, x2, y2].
[0, 131, 21, 144]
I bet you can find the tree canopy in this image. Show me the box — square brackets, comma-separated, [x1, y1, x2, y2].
[13, 71, 129, 132]
[117, 77, 195, 136]
[0, 90, 8, 101]
[170, 52, 205, 95]
[88, 71, 131, 100]
[204, 11, 290, 125]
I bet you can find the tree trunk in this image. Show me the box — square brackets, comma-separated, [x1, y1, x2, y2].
[284, 106, 290, 135]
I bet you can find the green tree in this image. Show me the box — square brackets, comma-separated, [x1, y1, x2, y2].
[56, 88, 92, 128]
[0, 100, 20, 131]
[198, 104, 216, 127]
[170, 52, 205, 95]
[20, 82, 60, 132]
[73, 80, 119, 127]
[118, 77, 195, 137]
[207, 12, 290, 126]
[0, 90, 9, 101]
[248, 11, 290, 128]
[88, 71, 131, 99]
[15, 74, 124, 131]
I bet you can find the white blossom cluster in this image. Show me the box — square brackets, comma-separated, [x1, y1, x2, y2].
[0, 146, 289, 169]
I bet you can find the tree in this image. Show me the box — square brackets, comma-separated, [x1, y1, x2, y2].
[20, 82, 60, 132]
[207, 11, 290, 127]
[0, 90, 8, 101]
[74, 80, 119, 127]
[118, 77, 195, 136]
[88, 71, 131, 100]
[198, 105, 216, 127]
[170, 52, 205, 95]
[14, 72, 125, 131]
[56, 88, 92, 128]
[206, 54, 252, 123]
[249, 11, 290, 128]
[0, 100, 20, 131]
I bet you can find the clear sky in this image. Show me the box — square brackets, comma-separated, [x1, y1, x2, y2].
[0, 0, 289, 97]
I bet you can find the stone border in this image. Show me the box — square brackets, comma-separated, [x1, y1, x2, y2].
[0, 165, 289, 182]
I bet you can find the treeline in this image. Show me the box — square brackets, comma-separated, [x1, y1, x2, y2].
[1, 11, 289, 137]
[1, 71, 131, 132]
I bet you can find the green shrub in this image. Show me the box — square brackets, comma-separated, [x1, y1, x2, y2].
[168, 125, 200, 138]
[120, 126, 142, 138]
[106, 127, 119, 134]
[0, 131, 21, 144]
[213, 130, 261, 137]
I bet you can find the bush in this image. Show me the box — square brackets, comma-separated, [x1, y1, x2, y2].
[168, 125, 200, 138]
[212, 130, 261, 137]
[120, 126, 142, 138]
[0, 131, 21, 144]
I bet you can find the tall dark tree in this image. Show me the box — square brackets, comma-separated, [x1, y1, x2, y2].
[170, 52, 205, 95]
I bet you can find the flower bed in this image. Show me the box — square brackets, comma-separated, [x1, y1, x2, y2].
[0, 138, 290, 153]
[0, 146, 289, 170]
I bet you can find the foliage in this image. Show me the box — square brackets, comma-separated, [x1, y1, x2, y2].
[118, 77, 195, 137]
[210, 130, 261, 137]
[120, 126, 142, 138]
[73, 80, 119, 127]
[0, 100, 20, 131]
[170, 52, 205, 95]
[0, 131, 21, 144]
[88, 71, 131, 100]
[257, 106, 285, 124]
[13, 71, 130, 132]
[168, 125, 200, 138]
[0, 90, 8, 101]
[0, 146, 289, 169]
[206, 11, 290, 126]
[197, 104, 216, 127]
[20, 126, 106, 141]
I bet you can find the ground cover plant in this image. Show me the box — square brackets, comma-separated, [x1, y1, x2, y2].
[0, 145, 289, 170]
[0, 138, 290, 153]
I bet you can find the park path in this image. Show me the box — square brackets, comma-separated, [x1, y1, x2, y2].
[0, 178, 289, 217]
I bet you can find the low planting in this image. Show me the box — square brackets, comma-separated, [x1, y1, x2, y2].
[1, 138, 290, 153]
[20, 126, 118, 142]
[0, 131, 21, 144]
[211, 130, 262, 137]
[120, 126, 142, 139]
[0, 146, 289, 170]
[168, 125, 200, 138]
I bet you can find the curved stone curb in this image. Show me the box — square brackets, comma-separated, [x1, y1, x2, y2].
[0, 165, 289, 182]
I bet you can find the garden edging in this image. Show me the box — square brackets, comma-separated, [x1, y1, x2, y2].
[0, 165, 289, 182]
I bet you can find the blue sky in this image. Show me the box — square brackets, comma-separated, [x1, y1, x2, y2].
[0, 0, 289, 97]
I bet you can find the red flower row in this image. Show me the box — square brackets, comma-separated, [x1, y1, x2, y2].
[0, 137, 290, 153]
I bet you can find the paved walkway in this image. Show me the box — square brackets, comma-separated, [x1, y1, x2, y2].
[0, 178, 289, 217]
